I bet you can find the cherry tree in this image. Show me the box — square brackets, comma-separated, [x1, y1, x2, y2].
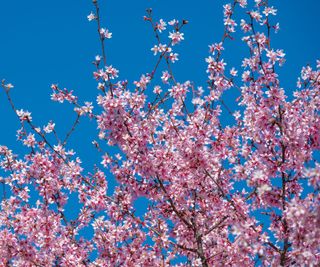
[1, 0, 319, 266]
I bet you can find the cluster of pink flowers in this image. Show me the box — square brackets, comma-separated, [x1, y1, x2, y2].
[50, 84, 78, 104]
[0, 0, 319, 266]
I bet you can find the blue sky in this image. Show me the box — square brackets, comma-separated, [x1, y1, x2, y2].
[1, 0, 319, 145]
[0, 0, 319, 244]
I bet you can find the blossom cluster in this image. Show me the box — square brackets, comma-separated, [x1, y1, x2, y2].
[0, 0, 319, 266]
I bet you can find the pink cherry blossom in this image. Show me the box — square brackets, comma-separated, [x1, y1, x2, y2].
[168, 31, 184, 45]
[43, 121, 55, 133]
[1, 1, 319, 266]
[87, 12, 96, 21]
[161, 70, 171, 84]
[169, 52, 179, 63]
[156, 19, 167, 32]
[99, 28, 112, 39]
[16, 109, 32, 122]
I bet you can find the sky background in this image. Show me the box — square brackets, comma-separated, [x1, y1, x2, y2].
[0, 0, 319, 241]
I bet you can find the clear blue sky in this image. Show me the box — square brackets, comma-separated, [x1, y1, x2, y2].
[0, 0, 319, 240]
